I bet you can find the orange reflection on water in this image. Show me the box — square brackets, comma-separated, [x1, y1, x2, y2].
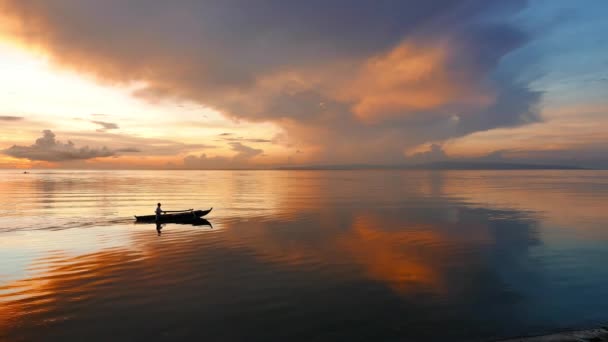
[337, 214, 447, 293]
[0, 246, 146, 337]
[218, 211, 493, 296]
[1, 170, 608, 341]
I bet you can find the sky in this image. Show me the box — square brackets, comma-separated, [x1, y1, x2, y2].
[0, 0, 606, 169]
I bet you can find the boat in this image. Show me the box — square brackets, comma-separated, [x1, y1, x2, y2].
[134, 208, 212, 223]
[134, 217, 213, 228]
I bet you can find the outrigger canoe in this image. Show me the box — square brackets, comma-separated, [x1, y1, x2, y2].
[134, 208, 212, 223]
[134, 218, 213, 228]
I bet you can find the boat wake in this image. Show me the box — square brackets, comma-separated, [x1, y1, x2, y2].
[0, 217, 137, 233]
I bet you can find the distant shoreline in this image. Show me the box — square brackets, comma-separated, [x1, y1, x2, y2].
[3, 161, 603, 171]
[277, 161, 589, 171]
[4, 167, 603, 171]
[498, 326, 608, 341]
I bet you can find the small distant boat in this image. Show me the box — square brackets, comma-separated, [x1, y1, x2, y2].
[134, 208, 212, 223]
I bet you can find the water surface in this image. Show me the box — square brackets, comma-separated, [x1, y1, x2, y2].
[1, 170, 607, 341]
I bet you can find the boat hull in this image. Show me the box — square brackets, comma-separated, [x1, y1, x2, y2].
[134, 208, 212, 223]
[134, 218, 212, 228]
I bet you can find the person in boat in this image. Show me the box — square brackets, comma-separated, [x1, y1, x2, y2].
[155, 203, 165, 221]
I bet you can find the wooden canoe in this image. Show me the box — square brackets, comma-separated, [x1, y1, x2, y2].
[134, 218, 212, 228]
[134, 208, 212, 222]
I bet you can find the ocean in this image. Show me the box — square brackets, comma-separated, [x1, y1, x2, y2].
[1, 170, 607, 341]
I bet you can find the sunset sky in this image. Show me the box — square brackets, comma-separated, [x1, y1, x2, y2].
[0, 0, 606, 169]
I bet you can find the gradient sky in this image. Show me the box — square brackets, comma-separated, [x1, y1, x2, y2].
[0, 0, 606, 169]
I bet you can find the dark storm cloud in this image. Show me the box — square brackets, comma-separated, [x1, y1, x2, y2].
[0, 0, 540, 164]
[2, 130, 118, 161]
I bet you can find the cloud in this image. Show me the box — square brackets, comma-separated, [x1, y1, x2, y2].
[0, 115, 24, 121]
[115, 147, 141, 153]
[337, 40, 493, 122]
[2, 130, 139, 162]
[183, 142, 263, 169]
[0, 0, 541, 164]
[408, 143, 449, 163]
[406, 144, 608, 169]
[91, 120, 119, 131]
[217, 135, 272, 144]
[230, 142, 263, 161]
[62, 131, 216, 156]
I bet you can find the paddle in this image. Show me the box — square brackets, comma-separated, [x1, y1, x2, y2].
[162, 209, 193, 213]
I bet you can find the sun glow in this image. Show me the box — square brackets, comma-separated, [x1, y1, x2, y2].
[0, 40, 288, 168]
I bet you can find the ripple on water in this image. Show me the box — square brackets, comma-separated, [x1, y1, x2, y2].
[1, 170, 608, 341]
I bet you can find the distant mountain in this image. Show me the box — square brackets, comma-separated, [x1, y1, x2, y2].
[277, 161, 587, 170]
[409, 161, 586, 170]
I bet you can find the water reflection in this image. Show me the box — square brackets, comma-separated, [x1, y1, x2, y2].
[152, 219, 213, 235]
[0, 170, 607, 341]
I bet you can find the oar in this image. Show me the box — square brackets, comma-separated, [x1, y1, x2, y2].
[162, 209, 193, 213]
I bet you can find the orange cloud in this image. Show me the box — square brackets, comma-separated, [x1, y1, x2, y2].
[0, 2, 542, 166]
[338, 40, 494, 122]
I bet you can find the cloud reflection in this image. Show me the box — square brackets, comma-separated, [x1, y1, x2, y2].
[1, 170, 608, 340]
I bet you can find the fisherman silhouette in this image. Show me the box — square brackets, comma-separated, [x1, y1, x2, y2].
[155, 203, 164, 221]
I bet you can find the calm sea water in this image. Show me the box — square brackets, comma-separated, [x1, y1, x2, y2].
[1, 170, 607, 341]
